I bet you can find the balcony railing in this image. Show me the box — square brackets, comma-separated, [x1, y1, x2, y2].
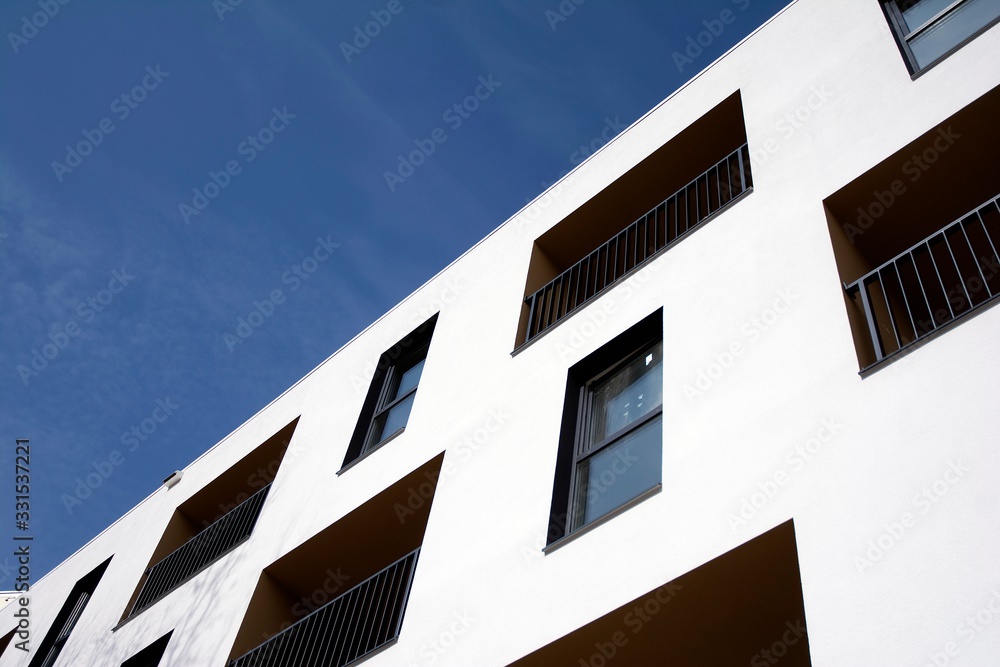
[846, 193, 1000, 369]
[228, 548, 420, 667]
[522, 143, 752, 344]
[128, 483, 271, 618]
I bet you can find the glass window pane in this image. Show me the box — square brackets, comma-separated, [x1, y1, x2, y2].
[368, 392, 416, 448]
[575, 416, 661, 528]
[589, 342, 663, 446]
[909, 0, 1000, 67]
[899, 0, 960, 32]
[393, 357, 425, 399]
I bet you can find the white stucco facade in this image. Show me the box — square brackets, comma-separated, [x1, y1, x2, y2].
[4, 1, 999, 665]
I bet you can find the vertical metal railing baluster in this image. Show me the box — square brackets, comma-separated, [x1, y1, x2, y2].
[326, 590, 355, 666]
[909, 249, 936, 334]
[878, 268, 902, 353]
[742, 144, 753, 189]
[670, 194, 678, 243]
[736, 146, 747, 194]
[959, 216, 991, 300]
[927, 237, 956, 322]
[941, 229, 972, 311]
[547, 282, 557, 329]
[610, 237, 618, 284]
[982, 202, 1000, 255]
[857, 278, 886, 362]
[977, 209, 1000, 293]
[892, 261, 917, 343]
[315, 597, 346, 666]
[524, 294, 536, 342]
[697, 176, 703, 224]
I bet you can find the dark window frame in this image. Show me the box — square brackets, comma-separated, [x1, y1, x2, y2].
[121, 631, 172, 667]
[882, 0, 1000, 76]
[363, 340, 429, 451]
[545, 310, 663, 549]
[340, 314, 438, 472]
[567, 341, 664, 532]
[29, 558, 111, 667]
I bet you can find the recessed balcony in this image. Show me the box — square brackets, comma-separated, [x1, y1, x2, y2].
[228, 549, 419, 667]
[127, 483, 271, 619]
[825, 81, 1000, 371]
[522, 144, 751, 345]
[225, 453, 444, 666]
[515, 91, 752, 350]
[845, 194, 1000, 367]
[118, 418, 297, 623]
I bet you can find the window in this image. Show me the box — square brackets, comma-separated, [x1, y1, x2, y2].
[883, 0, 1000, 73]
[366, 344, 427, 449]
[29, 558, 111, 667]
[343, 315, 437, 469]
[546, 310, 663, 546]
[572, 341, 663, 530]
[121, 632, 172, 667]
[0, 627, 15, 658]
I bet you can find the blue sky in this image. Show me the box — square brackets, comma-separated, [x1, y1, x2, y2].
[0, 0, 789, 583]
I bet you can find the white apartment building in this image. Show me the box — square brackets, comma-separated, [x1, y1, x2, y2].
[4, 0, 1000, 664]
